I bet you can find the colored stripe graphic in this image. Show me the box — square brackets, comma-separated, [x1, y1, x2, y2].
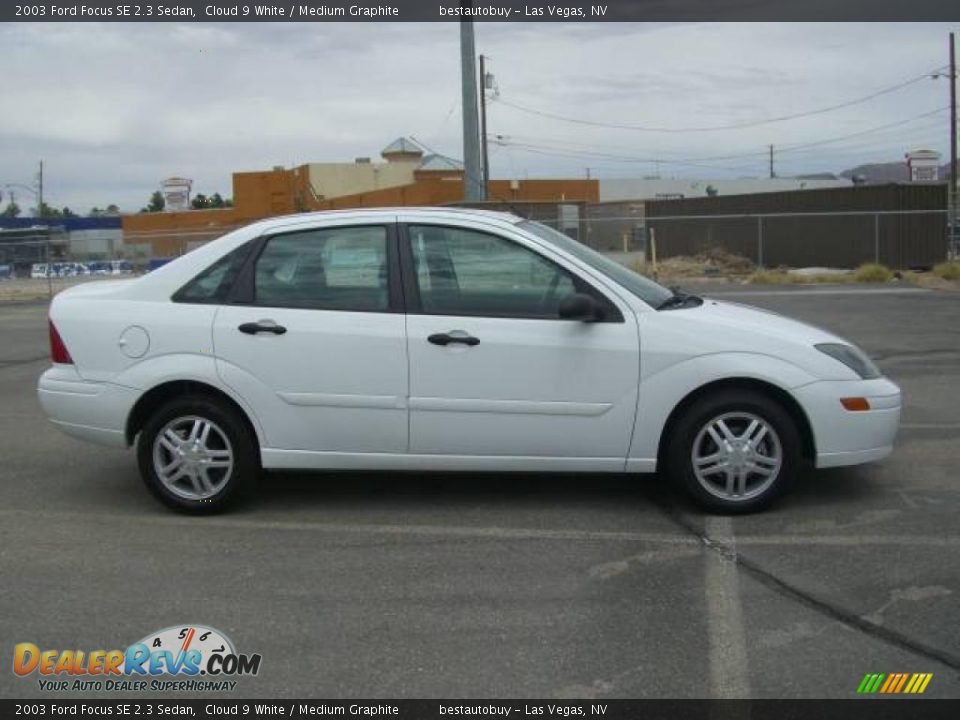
[857, 672, 932, 694]
[879, 674, 896, 693]
[893, 673, 909, 693]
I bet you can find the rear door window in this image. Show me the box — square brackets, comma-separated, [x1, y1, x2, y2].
[253, 226, 389, 312]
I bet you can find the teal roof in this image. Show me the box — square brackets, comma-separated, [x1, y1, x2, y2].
[419, 153, 463, 171]
[381, 137, 422, 156]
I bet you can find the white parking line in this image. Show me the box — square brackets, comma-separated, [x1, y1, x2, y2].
[703, 517, 751, 698]
[1, 509, 958, 546]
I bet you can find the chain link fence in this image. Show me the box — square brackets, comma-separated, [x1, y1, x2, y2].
[455, 201, 952, 270]
[2, 201, 954, 303]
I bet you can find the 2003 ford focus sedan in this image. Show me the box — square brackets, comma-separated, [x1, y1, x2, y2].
[38, 208, 901, 513]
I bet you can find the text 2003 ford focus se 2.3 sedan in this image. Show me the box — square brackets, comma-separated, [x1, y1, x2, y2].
[38, 208, 901, 514]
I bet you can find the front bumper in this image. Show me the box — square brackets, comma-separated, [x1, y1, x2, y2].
[37, 365, 138, 448]
[793, 376, 901, 469]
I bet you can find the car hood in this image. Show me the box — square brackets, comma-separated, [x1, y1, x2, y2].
[640, 297, 859, 382]
[693, 298, 844, 345]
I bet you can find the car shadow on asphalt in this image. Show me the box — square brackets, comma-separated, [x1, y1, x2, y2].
[245, 463, 880, 520]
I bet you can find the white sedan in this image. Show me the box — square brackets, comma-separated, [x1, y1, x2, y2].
[38, 208, 900, 513]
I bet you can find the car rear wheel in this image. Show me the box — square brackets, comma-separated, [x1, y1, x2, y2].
[136, 395, 258, 513]
[666, 389, 801, 513]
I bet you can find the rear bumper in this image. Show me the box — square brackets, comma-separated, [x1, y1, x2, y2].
[37, 365, 138, 448]
[793, 377, 901, 469]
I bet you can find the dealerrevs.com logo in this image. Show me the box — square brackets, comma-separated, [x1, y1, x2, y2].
[13, 624, 262, 693]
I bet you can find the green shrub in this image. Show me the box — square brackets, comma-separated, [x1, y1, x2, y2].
[933, 261, 960, 280]
[854, 263, 893, 283]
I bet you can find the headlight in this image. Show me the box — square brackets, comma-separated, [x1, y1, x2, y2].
[815, 343, 881, 380]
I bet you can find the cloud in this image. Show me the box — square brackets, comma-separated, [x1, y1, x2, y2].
[0, 21, 952, 212]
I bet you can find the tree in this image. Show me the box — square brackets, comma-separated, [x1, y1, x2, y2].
[187, 191, 231, 210]
[89, 207, 103, 217]
[2, 202, 20, 218]
[62, 207, 76, 218]
[105, 204, 120, 215]
[146, 191, 165, 213]
[36, 202, 62, 218]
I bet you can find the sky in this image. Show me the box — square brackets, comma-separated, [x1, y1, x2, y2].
[0, 21, 955, 214]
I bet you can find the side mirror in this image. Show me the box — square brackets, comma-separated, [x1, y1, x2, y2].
[558, 292, 602, 322]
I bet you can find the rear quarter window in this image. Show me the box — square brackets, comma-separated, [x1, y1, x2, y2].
[172, 242, 254, 304]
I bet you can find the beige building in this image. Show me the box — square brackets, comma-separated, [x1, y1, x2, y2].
[304, 137, 454, 202]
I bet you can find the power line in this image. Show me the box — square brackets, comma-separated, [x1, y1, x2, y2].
[492, 66, 947, 133]
[490, 106, 949, 168]
[495, 141, 766, 174]
[775, 107, 949, 155]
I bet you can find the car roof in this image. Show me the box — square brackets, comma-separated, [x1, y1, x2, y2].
[253, 206, 525, 231]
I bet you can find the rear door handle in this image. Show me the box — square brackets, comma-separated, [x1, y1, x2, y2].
[428, 332, 479, 347]
[238, 320, 287, 335]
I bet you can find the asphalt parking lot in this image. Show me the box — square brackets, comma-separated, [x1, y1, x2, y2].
[0, 283, 958, 699]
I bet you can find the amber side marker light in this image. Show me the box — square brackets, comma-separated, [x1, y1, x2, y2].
[840, 397, 871, 412]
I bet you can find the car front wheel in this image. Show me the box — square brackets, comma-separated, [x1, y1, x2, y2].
[136, 395, 258, 513]
[666, 389, 802, 513]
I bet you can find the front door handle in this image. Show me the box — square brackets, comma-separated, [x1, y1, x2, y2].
[428, 332, 479, 347]
[238, 320, 287, 335]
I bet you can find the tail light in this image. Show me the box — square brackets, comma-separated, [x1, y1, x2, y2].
[49, 320, 74, 364]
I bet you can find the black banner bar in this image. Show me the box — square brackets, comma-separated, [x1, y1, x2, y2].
[3, 700, 960, 719]
[3, 0, 960, 23]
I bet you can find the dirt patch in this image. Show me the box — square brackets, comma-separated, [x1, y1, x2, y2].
[633, 248, 756, 283]
[907, 272, 960, 292]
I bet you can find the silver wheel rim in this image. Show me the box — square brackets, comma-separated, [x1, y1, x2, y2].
[691, 411, 782, 502]
[152, 415, 234, 501]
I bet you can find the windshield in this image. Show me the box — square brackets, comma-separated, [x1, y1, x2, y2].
[520, 220, 674, 309]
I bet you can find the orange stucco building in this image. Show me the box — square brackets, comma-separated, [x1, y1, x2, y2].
[123, 138, 598, 257]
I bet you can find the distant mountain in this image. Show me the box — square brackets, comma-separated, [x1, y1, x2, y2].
[838, 161, 952, 184]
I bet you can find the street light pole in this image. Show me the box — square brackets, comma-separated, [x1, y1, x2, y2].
[479, 54, 490, 195]
[459, 11, 484, 202]
[950, 32, 957, 237]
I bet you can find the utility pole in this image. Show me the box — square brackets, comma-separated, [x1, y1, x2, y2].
[459, 11, 484, 202]
[479, 54, 490, 195]
[38, 160, 44, 216]
[769, 145, 775, 179]
[950, 32, 957, 233]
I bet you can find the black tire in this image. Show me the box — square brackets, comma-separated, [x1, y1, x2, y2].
[665, 389, 802, 514]
[136, 394, 259, 514]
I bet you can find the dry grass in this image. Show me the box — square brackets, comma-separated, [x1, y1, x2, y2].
[853, 263, 894, 283]
[933, 261, 960, 281]
[747, 269, 856, 285]
[747, 264, 898, 285]
[632, 249, 902, 287]
[632, 248, 755, 282]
